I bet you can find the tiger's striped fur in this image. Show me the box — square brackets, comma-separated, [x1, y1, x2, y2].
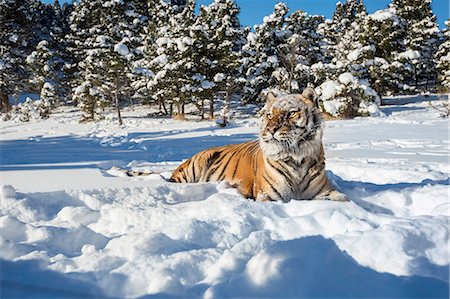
[170, 88, 348, 202]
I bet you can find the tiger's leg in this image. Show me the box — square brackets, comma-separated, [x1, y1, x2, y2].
[255, 191, 276, 202]
[314, 188, 349, 202]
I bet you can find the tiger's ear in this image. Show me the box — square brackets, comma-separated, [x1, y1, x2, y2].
[265, 91, 277, 107]
[299, 87, 318, 108]
[258, 91, 277, 116]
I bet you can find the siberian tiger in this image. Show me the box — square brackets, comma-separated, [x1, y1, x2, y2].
[169, 88, 349, 202]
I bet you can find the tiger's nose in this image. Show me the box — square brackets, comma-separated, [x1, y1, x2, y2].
[267, 126, 277, 134]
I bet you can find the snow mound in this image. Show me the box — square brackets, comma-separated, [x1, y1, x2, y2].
[1, 174, 448, 298]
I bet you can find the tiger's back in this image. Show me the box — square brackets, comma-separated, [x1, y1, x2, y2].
[170, 140, 262, 199]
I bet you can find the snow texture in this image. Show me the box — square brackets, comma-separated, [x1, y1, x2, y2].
[114, 43, 130, 56]
[1, 95, 449, 298]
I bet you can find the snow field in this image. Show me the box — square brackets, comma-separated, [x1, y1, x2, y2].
[1, 95, 449, 298]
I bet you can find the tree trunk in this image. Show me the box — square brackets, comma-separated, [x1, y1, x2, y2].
[201, 100, 205, 119]
[115, 75, 123, 126]
[0, 89, 10, 113]
[209, 99, 214, 119]
[161, 99, 168, 115]
[169, 103, 173, 116]
[181, 103, 185, 116]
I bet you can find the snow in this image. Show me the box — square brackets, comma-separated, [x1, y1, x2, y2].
[114, 43, 129, 56]
[318, 80, 341, 100]
[346, 49, 360, 61]
[369, 9, 400, 25]
[399, 49, 421, 60]
[323, 97, 347, 115]
[1, 95, 449, 298]
[338, 72, 358, 85]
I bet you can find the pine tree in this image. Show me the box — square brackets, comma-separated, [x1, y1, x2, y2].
[192, 0, 245, 119]
[240, 2, 289, 103]
[390, 0, 440, 90]
[68, 0, 135, 123]
[282, 11, 325, 91]
[362, 8, 406, 95]
[435, 20, 450, 90]
[26, 40, 62, 112]
[0, 0, 41, 112]
[68, 0, 111, 121]
[313, 0, 381, 117]
[146, 0, 196, 118]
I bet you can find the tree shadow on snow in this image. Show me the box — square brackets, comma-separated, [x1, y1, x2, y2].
[0, 128, 257, 171]
[0, 259, 113, 299]
[382, 94, 446, 106]
[184, 237, 449, 299]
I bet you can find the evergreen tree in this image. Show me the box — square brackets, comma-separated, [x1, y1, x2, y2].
[435, 20, 450, 90]
[68, 0, 135, 123]
[147, 0, 196, 117]
[26, 40, 62, 111]
[0, 0, 42, 111]
[192, 0, 245, 119]
[362, 8, 406, 95]
[68, 0, 111, 121]
[282, 11, 325, 91]
[390, 0, 440, 90]
[240, 2, 289, 103]
[313, 0, 381, 117]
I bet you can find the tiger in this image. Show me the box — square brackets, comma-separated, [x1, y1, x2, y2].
[168, 88, 349, 202]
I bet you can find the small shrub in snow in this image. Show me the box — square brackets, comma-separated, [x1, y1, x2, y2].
[315, 72, 381, 118]
[5, 97, 53, 122]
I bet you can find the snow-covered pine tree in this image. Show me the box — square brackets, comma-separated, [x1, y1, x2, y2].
[240, 2, 289, 103]
[390, 0, 440, 91]
[280, 11, 325, 92]
[131, 0, 187, 113]
[68, 0, 111, 121]
[435, 20, 450, 91]
[68, 0, 136, 123]
[49, 0, 74, 104]
[147, 0, 196, 118]
[0, 0, 41, 112]
[192, 0, 245, 119]
[120, 0, 154, 107]
[361, 8, 407, 96]
[100, 0, 138, 125]
[313, 0, 381, 118]
[26, 40, 62, 114]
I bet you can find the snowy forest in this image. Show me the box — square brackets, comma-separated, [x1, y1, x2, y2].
[1, 0, 449, 124]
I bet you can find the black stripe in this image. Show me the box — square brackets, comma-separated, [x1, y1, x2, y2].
[231, 144, 250, 179]
[217, 157, 233, 181]
[302, 168, 324, 193]
[190, 160, 196, 182]
[268, 160, 291, 179]
[263, 174, 282, 200]
[206, 151, 221, 167]
[309, 175, 328, 199]
[181, 169, 188, 182]
[204, 149, 232, 181]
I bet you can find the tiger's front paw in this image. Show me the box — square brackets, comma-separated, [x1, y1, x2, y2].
[316, 190, 350, 202]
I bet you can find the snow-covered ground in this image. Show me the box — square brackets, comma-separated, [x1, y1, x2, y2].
[1, 95, 449, 298]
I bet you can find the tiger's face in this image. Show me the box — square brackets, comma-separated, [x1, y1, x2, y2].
[259, 89, 323, 160]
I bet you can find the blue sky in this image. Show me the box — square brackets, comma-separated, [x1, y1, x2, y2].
[43, 0, 448, 29]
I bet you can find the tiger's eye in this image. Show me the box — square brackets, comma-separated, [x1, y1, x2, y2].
[267, 113, 273, 119]
[289, 111, 299, 118]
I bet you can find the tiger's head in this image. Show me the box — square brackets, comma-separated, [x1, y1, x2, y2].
[259, 88, 324, 160]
